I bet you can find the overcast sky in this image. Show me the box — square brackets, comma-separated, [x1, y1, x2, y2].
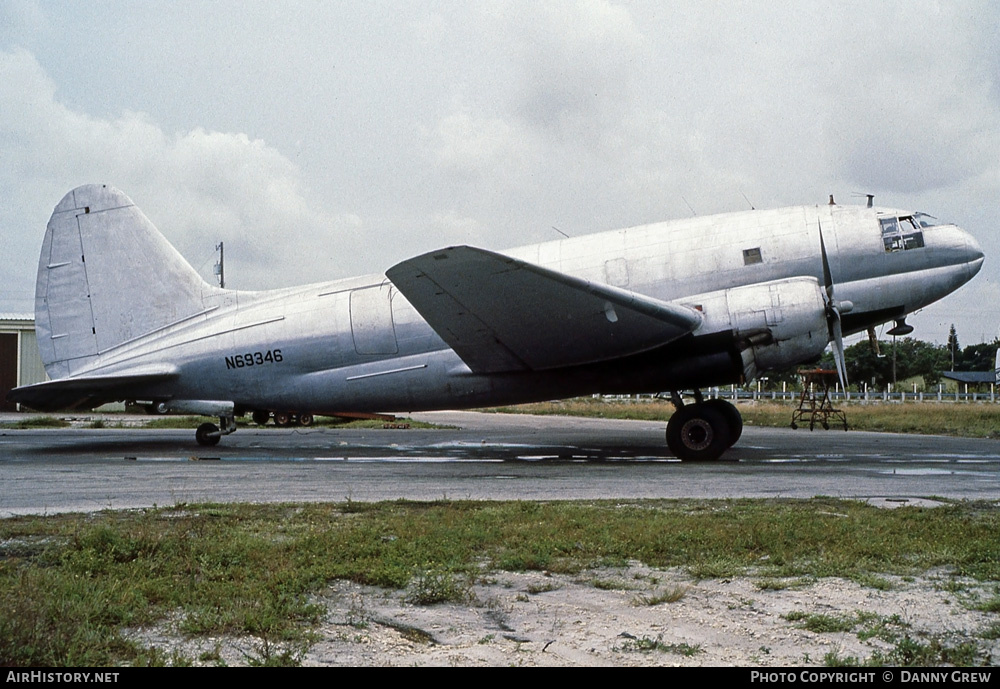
[1, 1, 998, 344]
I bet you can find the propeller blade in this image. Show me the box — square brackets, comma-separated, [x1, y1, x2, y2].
[819, 220, 849, 394]
[830, 309, 848, 392]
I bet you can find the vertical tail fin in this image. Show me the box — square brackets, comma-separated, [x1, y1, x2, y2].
[35, 184, 220, 378]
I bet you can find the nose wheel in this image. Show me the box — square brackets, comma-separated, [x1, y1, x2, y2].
[666, 396, 741, 461]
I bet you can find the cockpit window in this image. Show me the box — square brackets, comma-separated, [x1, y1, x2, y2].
[914, 212, 938, 228]
[880, 216, 924, 253]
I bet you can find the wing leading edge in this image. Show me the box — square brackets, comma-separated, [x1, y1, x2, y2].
[387, 246, 702, 373]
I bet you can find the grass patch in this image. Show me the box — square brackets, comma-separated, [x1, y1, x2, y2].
[2, 498, 1000, 665]
[787, 610, 985, 666]
[486, 399, 1000, 438]
[969, 594, 1000, 613]
[783, 611, 864, 634]
[4, 415, 70, 429]
[617, 634, 702, 655]
[977, 622, 1000, 640]
[589, 577, 636, 591]
[850, 573, 896, 590]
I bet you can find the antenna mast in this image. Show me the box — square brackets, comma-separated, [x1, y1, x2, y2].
[214, 242, 225, 289]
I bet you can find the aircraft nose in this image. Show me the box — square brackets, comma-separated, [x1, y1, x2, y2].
[961, 227, 985, 278]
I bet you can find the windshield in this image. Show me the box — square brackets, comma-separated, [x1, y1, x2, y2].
[880, 215, 925, 253]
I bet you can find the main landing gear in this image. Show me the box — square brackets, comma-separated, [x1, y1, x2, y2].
[665, 391, 742, 461]
[250, 410, 314, 427]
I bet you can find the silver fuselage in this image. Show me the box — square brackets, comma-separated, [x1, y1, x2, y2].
[36, 203, 985, 414]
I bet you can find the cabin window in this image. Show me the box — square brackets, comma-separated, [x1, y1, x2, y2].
[880, 216, 924, 253]
[743, 247, 762, 265]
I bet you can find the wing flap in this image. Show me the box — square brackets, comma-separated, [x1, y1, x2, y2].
[6, 369, 178, 412]
[387, 246, 702, 373]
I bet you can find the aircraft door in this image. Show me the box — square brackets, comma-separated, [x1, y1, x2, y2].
[350, 284, 399, 355]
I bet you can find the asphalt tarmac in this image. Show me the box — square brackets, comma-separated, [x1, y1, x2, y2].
[1, 411, 998, 515]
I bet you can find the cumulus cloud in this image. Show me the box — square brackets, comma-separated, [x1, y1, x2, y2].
[0, 48, 361, 304]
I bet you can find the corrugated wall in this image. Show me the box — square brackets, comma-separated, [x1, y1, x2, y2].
[19, 329, 47, 386]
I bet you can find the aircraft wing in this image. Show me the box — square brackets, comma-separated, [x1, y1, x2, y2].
[387, 246, 702, 373]
[6, 369, 178, 412]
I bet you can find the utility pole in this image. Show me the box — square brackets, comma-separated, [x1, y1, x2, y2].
[892, 335, 897, 388]
[214, 242, 225, 289]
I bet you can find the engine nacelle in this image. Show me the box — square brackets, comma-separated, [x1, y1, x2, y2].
[684, 277, 830, 381]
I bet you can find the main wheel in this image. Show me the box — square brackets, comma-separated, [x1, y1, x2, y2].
[666, 404, 731, 461]
[705, 399, 743, 446]
[195, 422, 221, 446]
[273, 412, 292, 427]
[251, 410, 270, 426]
[298, 413, 314, 427]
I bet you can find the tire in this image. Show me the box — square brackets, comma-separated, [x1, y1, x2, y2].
[195, 422, 221, 446]
[145, 401, 169, 415]
[273, 412, 292, 427]
[298, 413, 314, 427]
[251, 410, 270, 426]
[666, 404, 731, 461]
[705, 399, 743, 446]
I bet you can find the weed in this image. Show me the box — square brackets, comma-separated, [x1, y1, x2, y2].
[971, 595, 1000, 613]
[346, 594, 369, 629]
[854, 612, 909, 643]
[618, 634, 702, 656]
[198, 644, 224, 664]
[525, 581, 561, 595]
[783, 611, 858, 633]
[406, 570, 472, 605]
[851, 573, 895, 591]
[977, 622, 1000, 640]
[632, 585, 688, 606]
[728, 597, 756, 610]
[755, 577, 813, 591]
[244, 637, 303, 667]
[868, 634, 982, 667]
[823, 650, 860, 666]
[589, 578, 635, 591]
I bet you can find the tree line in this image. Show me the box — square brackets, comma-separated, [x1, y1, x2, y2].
[769, 328, 998, 390]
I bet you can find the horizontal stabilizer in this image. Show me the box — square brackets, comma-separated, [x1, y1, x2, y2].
[387, 246, 702, 372]
[7, 369, 178, 412]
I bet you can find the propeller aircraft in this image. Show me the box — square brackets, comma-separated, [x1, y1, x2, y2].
[8, 185, 984, 460]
